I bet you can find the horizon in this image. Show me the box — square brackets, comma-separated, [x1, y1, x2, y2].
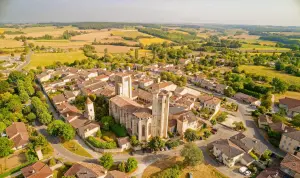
[0, 0, 300, 26]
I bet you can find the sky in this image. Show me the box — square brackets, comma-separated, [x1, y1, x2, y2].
[0, 0, 300, 26]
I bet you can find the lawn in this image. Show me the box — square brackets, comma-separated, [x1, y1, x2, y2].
[0, 39, 23, 48]
[239, 65, 300, 86]
[0, 151, 27, 174]
[142, 156, 228, 178]
[62, 140, 93, 158]
[139, 38, 170, 46]
[275, 91, 300, 102]
[26, 51, 85, 69]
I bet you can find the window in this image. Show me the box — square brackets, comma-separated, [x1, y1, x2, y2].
[142, 125, 146, 137]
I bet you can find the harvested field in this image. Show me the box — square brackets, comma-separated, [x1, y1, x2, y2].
[93, 45, 136, 53]
[0, 39, 23, 48]
[112, 30, 150, 38]
[275, 91, 300, 102]
[28, 40, 87, 49]
[142, 156, 228, 178]
[26, 51, 85, 69]
[0, 151, 27, 174]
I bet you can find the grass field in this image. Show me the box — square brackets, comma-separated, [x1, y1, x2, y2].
[142, 156, 228, 178]
[62, 140, 93, 158]
[26, 51, 85, 69]
[139, 38, 170, 45]
[93, 45, 136, 53]
[0, 151, 27, 174]
[0, 39, 23, 48]
[239, 65, 300, 85]
[112, 30, 150, 38]
[238, 44, 290, 52]
[275, 91, 300, 102]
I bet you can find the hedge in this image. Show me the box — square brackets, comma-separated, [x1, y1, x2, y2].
[86, 136, 117, 149]
[111, 124, 127, 137]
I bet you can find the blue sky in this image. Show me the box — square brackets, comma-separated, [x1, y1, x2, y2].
[0, 0, 300, 26]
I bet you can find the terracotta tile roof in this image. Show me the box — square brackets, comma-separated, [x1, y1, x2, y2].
[133, 108, 152, 119]
[77, 122, 100, 134]
[64, 90, 75, 99]
[234, 92, 259, 103]
[106, 170, 128, 178]
[280, 153, 300, 174]
[6, 122, 29, 148]
[21, 161, 52, 178]
[256, 168, 282, 178]
[198, 95, 214, 103]
[110, 95, 143, 112]
[212, 139, 244, 158]
[52, 94, 67, 104]
[204, 97, 221, 106]
[151, 81, 173, 91]
[269, 122, 297, 133]
[258, 114, 272, 124]
[64, 162, 107, 177]
[279, 97, 300, 110]
[69, 117, 88, 129]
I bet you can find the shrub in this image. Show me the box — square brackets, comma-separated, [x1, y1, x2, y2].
[126, 157, 138, 173]
[102, 136, 113, 142]
[216, 112, 227, 122]
[118, 162, 126, 172]
[261, 150, 272, 161]
[87, 136, 117, 149]
[154, 165, 181, 178]
[99, 153, 113, 169]
[111, 124, 127, 137]
[49, 158, 56, 166]
[95, 130, 102, 137]
[249, 151, 259, 160]
[166, 139, 180, 149]
[210, 119, 217, 125]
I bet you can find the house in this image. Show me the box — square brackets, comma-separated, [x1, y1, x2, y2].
[64, 90, 76, 103]
[21, 161, 53, 178]
[279, 97, 300, 117]
[229, 133, 268, 156]
[258, 114, 272, 129]
[211, 139, 254, 167]
[36, 73, 51, 83]
[117, 137, 131, 150]
[280, 153, 300, 178]
[203, 97, 221, 112]
[105, 171, 128, 178]
[138, 79, 154, 89]
[268, 122, 297, 134]
[214, 84, 228, 94]
[234, 92, 261, 107]
[64, 162, 107, 178]
[179, 58, 191, 65]
[279, 130, 300, 154]
[171, 111, 201, 136]
[6, 122, 29, 150]
[52, 94, 67, 105]
[256, 168, 283, 178]
[77, 122, 100, 138]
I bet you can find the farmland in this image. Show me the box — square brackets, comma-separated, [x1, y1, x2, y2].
[28, 40, 87, 49]
[93, 45, 137, 53]
[0, 39, 23, 48]
[275, 91, 300, 102]
[239, 65, 300, 85]
[139, 37, 170, 46]
[111, 30, 150, 39]
[26, 51, 85, 69]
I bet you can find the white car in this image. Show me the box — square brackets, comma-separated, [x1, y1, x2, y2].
[239, 167, 251, 176]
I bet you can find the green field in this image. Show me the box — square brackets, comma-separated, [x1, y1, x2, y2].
[239, 44, 290, 52]
[239, 65, 300, 85]
[26, 51, 85, 69]
[112, 30, 150, 39]
[62, 140, 92, 158]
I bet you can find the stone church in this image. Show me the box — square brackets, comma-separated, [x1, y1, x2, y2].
[109, 73, 172, 142]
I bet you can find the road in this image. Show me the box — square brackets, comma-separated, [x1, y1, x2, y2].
[1, 52, 32, 75]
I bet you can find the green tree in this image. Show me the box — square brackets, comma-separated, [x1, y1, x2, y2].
[39, 112, 52, 125]
[100, 116, 115, 131]
[291, 115, 300, 127]
[130, 135, 140, 147]
[233, 121, 246, 131]
[118, 162, 126, 172]
[27, 113, 37, 123]
[148, 136, 165, 151]
[126, 157, 138, 173]
[0, 137, 13, 157]
[261, 93, 272, 110]
[7, 71, 26, 83]
[180, 143, 204, 166]
[0, 80, 10, 94]
[0, 122, 6, 133]
[99, 153, 113, 169]
[20, 91, 30, 103]
[271, 77, 288, 94]
[61, 124, 75, 141]
[135, 49, 139, 59]
[224, 86, 236, 97]
[184, 129, 198, 142]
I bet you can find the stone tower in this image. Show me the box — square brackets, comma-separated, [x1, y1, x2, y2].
[151, 90, 172, 138]
[115, 73, 132, 98]
[84, 97, 95, 120]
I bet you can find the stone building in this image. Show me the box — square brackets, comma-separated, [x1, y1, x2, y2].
[109, 73, 171, 142]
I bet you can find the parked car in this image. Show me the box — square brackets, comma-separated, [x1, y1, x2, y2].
[239, 167, 251, 176]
